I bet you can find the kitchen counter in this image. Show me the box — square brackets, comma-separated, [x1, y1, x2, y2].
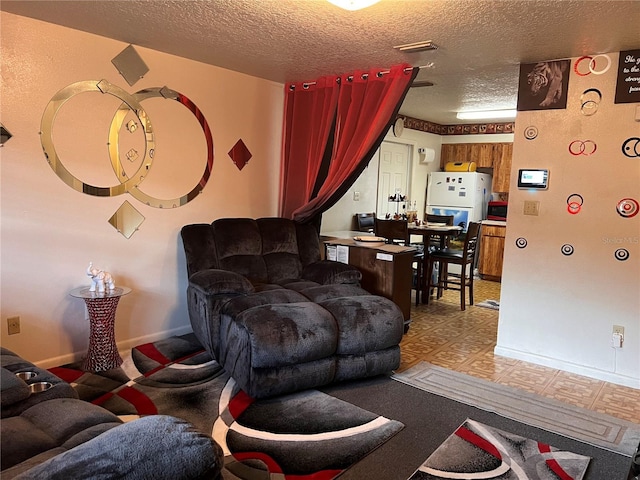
[321, 230, 371, 239]
[482, 220, 507, 227]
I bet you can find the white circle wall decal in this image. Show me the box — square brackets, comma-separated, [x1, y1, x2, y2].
[524, 126, 538, 140]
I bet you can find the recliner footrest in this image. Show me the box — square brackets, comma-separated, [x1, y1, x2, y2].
[223, 302, 338, 369]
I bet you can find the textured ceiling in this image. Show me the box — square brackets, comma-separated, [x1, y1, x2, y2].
[2, 0, 639, 124]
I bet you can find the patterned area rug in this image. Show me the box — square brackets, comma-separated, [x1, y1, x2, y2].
[50, 334, 403, 479]
[408, 418, 590, 480]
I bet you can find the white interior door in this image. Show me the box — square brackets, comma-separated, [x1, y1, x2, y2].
[377, 142, 410, 218]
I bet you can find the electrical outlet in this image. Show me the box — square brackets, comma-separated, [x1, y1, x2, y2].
[612, 333, 623, 348]
[7, 316, 20, 335]
[523, 200, 540, 216]
[353, 191, 360, 201]
[612, 325, 624, 348]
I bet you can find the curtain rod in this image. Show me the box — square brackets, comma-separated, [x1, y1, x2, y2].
[289, 64, 430, 90]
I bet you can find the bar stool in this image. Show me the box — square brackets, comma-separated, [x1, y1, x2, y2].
[425, 222, 481, 311]
[355, 212, 375, 233]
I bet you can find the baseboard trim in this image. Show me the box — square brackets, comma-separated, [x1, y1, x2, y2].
[494, 346, 640, 389]
[35, 325, 194, 369]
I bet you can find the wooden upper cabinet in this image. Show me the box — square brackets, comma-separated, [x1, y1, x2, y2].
[475, 143, 498, 168]
[440, 144, 472, 169]
[439, 142, 513, 193]
[492, 143, 513, 193]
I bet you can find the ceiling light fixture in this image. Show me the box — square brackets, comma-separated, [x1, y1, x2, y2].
[393, 41, 439, 53]
[326, 0, 381, 11]
[456, 109, 517, 120]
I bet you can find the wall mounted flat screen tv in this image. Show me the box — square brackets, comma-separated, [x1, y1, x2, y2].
[517, 169, 549, 189]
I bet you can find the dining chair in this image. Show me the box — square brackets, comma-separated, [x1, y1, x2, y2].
[355, 212, 375, 233]
[425, 214, 455, 251]
[425, 221, 481, 311]
[374, 218, 409, 244]
[374, 218, 424, 306]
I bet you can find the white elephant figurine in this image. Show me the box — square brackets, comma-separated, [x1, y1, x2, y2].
[87, 262, 115, 293]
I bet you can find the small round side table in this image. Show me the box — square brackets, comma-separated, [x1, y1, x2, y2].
[70, 286, 131, 372]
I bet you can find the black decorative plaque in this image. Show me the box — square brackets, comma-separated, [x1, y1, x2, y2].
[615, 49, 640, 104]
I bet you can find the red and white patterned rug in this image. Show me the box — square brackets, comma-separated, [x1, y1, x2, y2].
[50, 334, 403, 479]
[408, 418, 590, 480]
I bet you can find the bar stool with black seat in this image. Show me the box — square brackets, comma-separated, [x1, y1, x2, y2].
[374, 218, 424, 306]
[425, 221, 481, 311]
[355, 212, 375, 233]
[425, 214, 455, 251]
[423, 214, 455, 299]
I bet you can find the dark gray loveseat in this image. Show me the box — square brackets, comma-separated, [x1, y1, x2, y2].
[181, 217, 404, 399]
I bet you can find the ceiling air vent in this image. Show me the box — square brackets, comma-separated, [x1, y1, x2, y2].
[410, 81, 434, 88]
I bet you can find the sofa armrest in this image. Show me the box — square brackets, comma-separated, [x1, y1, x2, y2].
[187, 269, 254, 361]
[1, 355, 78, 419]
[1, 368, 30, 409]
[10, 416, 223, 480]
[189, 269, 254, 296]
[302, 260, 362, 285]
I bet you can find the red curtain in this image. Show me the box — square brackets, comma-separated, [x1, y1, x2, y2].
[279, 76, 339, 219]
[279, 63, 417, 224]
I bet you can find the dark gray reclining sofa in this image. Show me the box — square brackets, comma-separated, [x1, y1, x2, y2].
[1, 347, 223, 479]
[181, 217, 404, 399]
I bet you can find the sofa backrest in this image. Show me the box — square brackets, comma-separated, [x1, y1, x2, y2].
[181, 218, 321, 284]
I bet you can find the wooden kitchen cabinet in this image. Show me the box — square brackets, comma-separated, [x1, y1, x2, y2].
[475, 143, 497, 168]
[440, 144, 471, 168]
[439, 143, 512, 188]
[492, 143, 512, 192]
[479, 224, 506, 281]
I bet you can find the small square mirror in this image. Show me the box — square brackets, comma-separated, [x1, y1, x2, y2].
[111, 45, 149, 87]
[109, 201, 145, 238]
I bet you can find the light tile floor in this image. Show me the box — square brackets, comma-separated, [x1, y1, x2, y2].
[398, 279, 640, 424]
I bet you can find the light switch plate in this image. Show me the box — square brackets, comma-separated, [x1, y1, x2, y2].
[523, 200, 540, 216]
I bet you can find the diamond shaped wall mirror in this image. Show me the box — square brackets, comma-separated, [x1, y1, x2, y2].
[111, 45, 149, 87]
[1, 124, 13, 146]
[108, 200, 145, 238]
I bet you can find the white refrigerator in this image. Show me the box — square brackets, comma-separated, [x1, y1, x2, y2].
[426, 172, 492, 232]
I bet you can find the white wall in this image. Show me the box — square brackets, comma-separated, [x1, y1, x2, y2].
[320, 154, 380, 233]
[0, 13, 283, 366]
[497, 51, 640, 388]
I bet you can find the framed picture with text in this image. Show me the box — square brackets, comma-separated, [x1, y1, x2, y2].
[615, 49, 640, 104]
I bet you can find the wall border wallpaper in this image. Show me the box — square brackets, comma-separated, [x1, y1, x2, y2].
[400, 115, 515, 136]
